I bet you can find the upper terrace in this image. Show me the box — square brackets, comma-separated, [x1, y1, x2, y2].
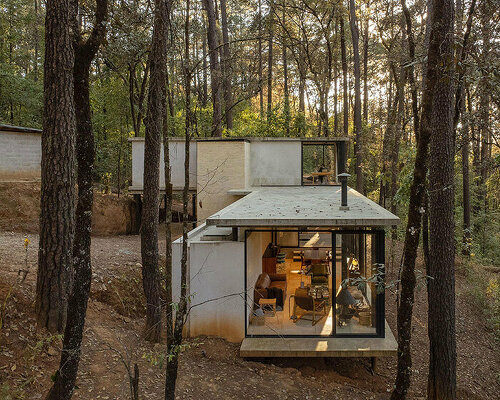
[129, 137, 350, 222]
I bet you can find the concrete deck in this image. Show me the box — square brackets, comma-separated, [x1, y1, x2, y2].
[206, 186, 400, 227]
[240, 321, 397, 358]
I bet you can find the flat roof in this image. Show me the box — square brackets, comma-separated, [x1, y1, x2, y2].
[0, 123, 41, 134]
[129, 136, 350, 143]
[205, 186, 400, 227]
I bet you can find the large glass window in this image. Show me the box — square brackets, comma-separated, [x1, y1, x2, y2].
[245, 229, 384, 338]
[334, 232, 382, 336]
[302, 143, 338, 185]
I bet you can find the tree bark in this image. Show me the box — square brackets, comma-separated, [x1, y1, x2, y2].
[258, 0, 264, 118]
[362, 18, 369, 123]
[427, 0, 456, 398]
[477, 0, 491, 217]
[219, 0, 233, 130]
[141, 0, 168, 343]
[401, 0, 419, 141]
[33, 0, 39, 82]
[282, 1, 290, 136]
[340, 17, 348, 138]
[334, 20, 339, 136]
[45, 0, 107, 396]
[203, 0, 222, 136]
[453, 0, 476, 256]
[379, 68, 396, 208]
[36, 0, 77, 334]
[349, 0, 363, 193]
[165, 0, 190, 397]
[267, 0, 274, 123]
[391, 0, 445, 396]
[202, 18, 208, 107]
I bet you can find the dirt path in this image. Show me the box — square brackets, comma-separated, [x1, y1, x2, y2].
[0, 232, 498, 399]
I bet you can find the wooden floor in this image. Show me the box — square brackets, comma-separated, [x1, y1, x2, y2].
[247, 257, 377, 336]
[240, 321, 397, 358]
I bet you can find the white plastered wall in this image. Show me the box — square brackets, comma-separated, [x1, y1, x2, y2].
[245, 231, 272, 320]
[249, 140, 301, 186]
[130, 139, 197, 190]
[0, 131, 41, 180]
[173, 226, 246, 342]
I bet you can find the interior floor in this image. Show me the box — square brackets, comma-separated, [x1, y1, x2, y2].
[247, 254, 377, 336]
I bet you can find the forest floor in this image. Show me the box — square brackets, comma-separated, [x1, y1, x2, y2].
[0, 230, 498, 399]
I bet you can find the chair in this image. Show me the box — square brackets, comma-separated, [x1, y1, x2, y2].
[290, 287, 327, 326]
[309, 263, 329, 285]
[254, 273, 287, 309]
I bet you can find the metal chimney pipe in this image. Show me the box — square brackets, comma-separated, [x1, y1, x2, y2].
[338, 172, 350, 210]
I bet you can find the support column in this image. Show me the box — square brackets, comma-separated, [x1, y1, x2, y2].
[132, 194, 142, 234]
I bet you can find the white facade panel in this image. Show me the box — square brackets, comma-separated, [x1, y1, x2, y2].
[188, 240, 245, 342]
[130, 139, 197, 190]
[0, 131, 41, 179]
[249, 141, 301, 186]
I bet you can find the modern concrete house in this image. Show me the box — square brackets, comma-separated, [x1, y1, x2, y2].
[130, 137, 399, 360]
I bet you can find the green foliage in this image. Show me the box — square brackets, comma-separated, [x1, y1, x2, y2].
[142, 339, 203, 369]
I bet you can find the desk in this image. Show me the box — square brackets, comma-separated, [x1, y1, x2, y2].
[311, 171, 334, 184]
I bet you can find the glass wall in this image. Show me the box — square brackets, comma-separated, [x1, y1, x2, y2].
[245, 229, 385, 338]
[302, 143, 338, 185]
[334, 232, 383, 336]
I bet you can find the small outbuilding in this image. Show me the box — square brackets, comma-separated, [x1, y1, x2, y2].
[0, 124, 42, 180]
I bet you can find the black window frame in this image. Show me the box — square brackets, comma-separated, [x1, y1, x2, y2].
[244, 228, 386, 339]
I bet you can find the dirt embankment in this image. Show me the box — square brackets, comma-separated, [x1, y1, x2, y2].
[0, 181, 137, 235]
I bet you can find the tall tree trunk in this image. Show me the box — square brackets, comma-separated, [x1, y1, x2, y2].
[334, 21, 339, 136]
[349, 0, 363, 193]
[462, 115, 471, 255]
[258, 0, 264, 118]
[36, 0, 77, 333]
[33, 0, 39, 82]
[202, 18, 208, 107]
[165, 3, 191, 396]
[379, 67, 398, 208]
[427, 0, 456, 398]
[401, 0, 420, 142]
[390, 65, 406, 231]
[203, 0, 222, 136]
[45, 0, 107, 396]
[340, 17, 348, 138]
[477, 0, 491, 216]
[220, 0, 233, 130]
[141, 0, 168, 343]
[282, 2, 290, 136]
[267, 0, 274, 123]
[453, 0, 476, 255]
[391, 0, 445, 396]
[362, 18, 369, 122]
[163, 0, 175, 392]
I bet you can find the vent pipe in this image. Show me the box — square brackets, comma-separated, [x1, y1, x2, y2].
[338, 172, 350, 210]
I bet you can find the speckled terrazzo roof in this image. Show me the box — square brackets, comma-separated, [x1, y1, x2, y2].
[205, 186, 400, 227]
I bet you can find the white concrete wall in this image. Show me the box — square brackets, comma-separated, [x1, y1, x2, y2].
[130, 139, 197, 190]
[0, 130, 41, 179]
[249, 141, 301, 186]
[188, 240, 245, 342]
[246, 231, 272, 315]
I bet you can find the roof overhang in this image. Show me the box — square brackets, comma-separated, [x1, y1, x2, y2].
[206, 186, 400, 228]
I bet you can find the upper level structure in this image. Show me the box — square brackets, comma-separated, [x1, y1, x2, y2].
[129, 136, 350, 222]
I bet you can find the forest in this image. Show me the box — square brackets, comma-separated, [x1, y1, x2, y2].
[0, 0, 499, 398]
